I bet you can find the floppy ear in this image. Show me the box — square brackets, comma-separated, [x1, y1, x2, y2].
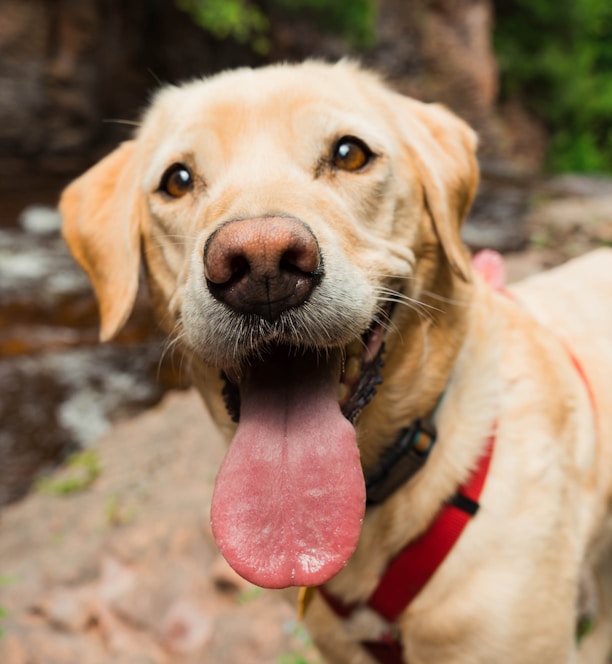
[60, 141, 142, 341]
[391, 95, 479, 280]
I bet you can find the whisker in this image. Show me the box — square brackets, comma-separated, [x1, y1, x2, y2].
[102, 118, 142, 127]
[375, 287, 443, 311]
[370, 271, 471, 310]
[158, 324, 187, 383]
[141, 235, 198, 258]
[147, 68, 164, 88]
[372, 309, 400, 337]
[373, 292, 436, 332]
[151, 234, 195, 240]
[373, 287, 443, 317]
[145, 234, 198, 245]
[419, 289, 471, 307]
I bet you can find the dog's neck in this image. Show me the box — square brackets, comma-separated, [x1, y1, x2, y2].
[326, 277, 503, 603]
[355, 268, 474, 472]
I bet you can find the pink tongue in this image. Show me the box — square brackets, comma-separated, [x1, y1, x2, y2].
[211, 351, 365, 588]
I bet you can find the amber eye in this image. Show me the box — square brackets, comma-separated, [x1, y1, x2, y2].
[159, 163, 193, 198]
[332, 136, 373, 172]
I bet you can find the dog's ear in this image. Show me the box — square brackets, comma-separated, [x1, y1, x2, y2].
[60, 141, 142, 341]
[391, 95, 478, 280]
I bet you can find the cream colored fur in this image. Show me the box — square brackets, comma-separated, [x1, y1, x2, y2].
[60, 61, 612, 663]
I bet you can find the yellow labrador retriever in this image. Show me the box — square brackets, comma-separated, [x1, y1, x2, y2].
[60, 61, 612, 663]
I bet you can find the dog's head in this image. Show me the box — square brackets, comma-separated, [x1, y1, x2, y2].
[61, 61, 478, 589]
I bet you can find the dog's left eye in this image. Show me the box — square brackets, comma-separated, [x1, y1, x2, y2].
[158, 163, 193, 198]
[332, 137, 373, 172]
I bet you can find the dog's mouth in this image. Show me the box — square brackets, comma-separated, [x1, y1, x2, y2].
[220, 317, 386, 424]
[210, 316, 387, 589]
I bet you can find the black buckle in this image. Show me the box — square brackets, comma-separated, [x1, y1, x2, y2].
[365, 419, 437, 506]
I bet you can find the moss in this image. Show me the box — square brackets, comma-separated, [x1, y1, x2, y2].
[36, 450, 101, 496]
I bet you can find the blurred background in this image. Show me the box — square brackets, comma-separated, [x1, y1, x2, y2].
[3, 0, 612, 508]
[0, 2, 611, 660]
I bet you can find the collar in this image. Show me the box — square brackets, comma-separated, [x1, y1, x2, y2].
[365, 397, 442, 505]
[316, 433, 496, 664]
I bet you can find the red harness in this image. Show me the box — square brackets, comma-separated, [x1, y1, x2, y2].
[319, 436, 495, 664]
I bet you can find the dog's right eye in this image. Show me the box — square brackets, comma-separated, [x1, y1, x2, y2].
[332, 136, 374, 172]
[158, 163, 193, 198]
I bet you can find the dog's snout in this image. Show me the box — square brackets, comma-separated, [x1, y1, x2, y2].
[204, 216, 322, 320]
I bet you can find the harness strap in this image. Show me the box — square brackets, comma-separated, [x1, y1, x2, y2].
[559, 341, 599, 422]
[319, 436, 495, 663]
[362, 639, 406, 664]
[368, 435, 494, 623]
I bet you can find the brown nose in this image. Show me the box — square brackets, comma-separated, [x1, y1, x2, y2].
[203, 216, 322, 320]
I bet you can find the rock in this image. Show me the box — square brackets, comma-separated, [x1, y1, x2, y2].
[160, 597, 214, 655]
[498, 175, 612, 284]
[526, 192, 612, 260]
[463, 163, 534, 252]
[0, 0, 102, 177]
[0, 222, 188, 505]
[18, 205, 62, 235]
[97, 556, 137, 606]
[0, 228, 88, 308]
[33, 587, 95, 632]
[540, 175, 612, 199]
[0, 342, 183, 506]
[0, 0, 254, 179]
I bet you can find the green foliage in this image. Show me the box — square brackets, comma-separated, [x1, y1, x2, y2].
[576, 614, 595, 642]
[0, 580, 12, 639]
[278, 622, 322, 664]
[271, 0, 376, 48]
[0, 606, 7, 638]
[494, 0, 612, 172]
[175, 0, 376, 54]
[105, 494, 137, 526]
[36, 450, 101, 496]
[236, 586, 263, 604]
[177, 0, 271, 54]
[278, 655, 311, 664]
[0, 576, 17, 588]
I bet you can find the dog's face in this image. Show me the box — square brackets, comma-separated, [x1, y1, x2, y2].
[61, 61, 478, 590]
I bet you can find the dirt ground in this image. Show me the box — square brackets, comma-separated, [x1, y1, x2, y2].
[0, 390, 322, 664]
[1, 175, 611, 663]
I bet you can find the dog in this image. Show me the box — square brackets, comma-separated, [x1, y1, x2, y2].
[60, 60, 612, 663]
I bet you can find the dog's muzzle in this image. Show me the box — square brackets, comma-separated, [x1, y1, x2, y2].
[203, 216, 323, 321]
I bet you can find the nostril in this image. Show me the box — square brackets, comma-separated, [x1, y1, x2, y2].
[226, 254, 250, 284]
[280, 246, 320, 275]
[204, 244, 248, 286]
